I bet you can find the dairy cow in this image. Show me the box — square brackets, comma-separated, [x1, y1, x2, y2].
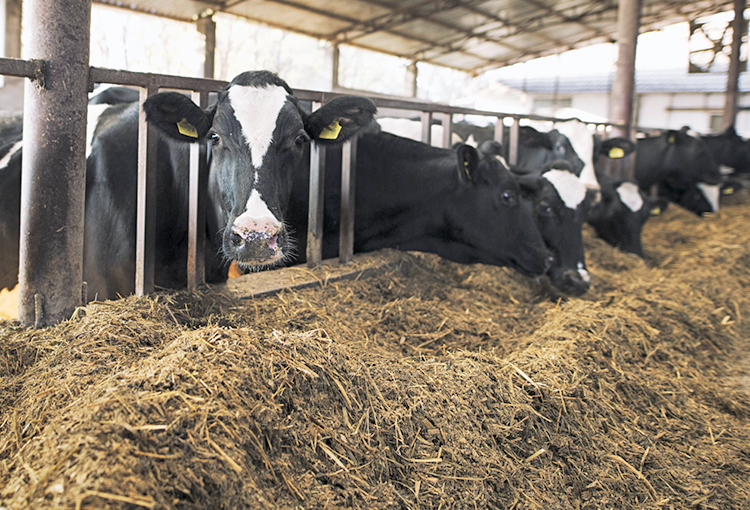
[635, 127, 724, 216]
[285, 130, 553, 279]
[0, 71, 377, 301]
[700, 125, 750, 176]
[0, 118, 22, 292]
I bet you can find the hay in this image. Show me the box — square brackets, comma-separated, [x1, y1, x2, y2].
[2, 193, 750, 509]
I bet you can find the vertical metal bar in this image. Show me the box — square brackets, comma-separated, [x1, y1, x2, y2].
[307, 141, 326, 267]
[136, 85, 158, 296]
[18, 0, 90, 327]
[609, 0, 642, 143]
[188, 90, 208, 289]
[440, 112, 452, 148]
[724, 0, 746, 130]
[494, 118, 504, 150]
[421, 111, 432, 145]
[508, 119, 520, 166]
[405, 60, 418, 97]
[339, 137, 357, 264]
[197, 14, 216, 79]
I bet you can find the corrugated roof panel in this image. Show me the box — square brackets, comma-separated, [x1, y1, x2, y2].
[93, 0, 738, 74]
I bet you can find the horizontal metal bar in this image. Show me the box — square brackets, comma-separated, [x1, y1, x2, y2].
[0, 57, 45, 80]
[89, 66, 228, 92]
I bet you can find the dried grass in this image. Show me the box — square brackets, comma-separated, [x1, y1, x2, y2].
[1, 192, 750, 509]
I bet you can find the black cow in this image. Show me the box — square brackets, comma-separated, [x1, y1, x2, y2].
[587, 136, 667, 257]
[1, 71, 377, 301]
[635, 127, 723, 216]
[285, 130, 553, 279]
[517, 125, 586, 176]
[700, 125, 750, 176]
[0, 117, 22, 292]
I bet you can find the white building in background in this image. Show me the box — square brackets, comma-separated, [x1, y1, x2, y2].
[488, 69, 750, 137]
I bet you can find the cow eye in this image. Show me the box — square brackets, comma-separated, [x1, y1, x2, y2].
[209, 132, 221, 146]
[501, 190, 517, 206]
[295, 132, 311, 147]
[538, 201, 553, 215]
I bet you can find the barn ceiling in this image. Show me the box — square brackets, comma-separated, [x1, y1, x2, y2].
[96, 0, 736, 75]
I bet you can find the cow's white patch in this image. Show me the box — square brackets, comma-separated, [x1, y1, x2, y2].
[697, 182, 720, 212]
[233, 189, 281, 234]
[577, 262, 591, 283]
[495, 154, 510, 170]
[228, 84, 289, 171]
[616, 182, 644, 212]
[719, 164, 734, 175]
[86, 104, 111, 158]
[543, 168, 586, 209]
[465, 134, 477, 147]
[555, 119, 599, 191]
[0, 140, 23, 170]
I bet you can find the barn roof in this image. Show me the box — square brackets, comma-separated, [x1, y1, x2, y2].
[95, 0, 735, 76]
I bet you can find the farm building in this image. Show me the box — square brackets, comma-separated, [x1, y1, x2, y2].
[1, 0, 750, 509]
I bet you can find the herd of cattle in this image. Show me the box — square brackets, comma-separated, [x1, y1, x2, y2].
[1, 70, 748, 306]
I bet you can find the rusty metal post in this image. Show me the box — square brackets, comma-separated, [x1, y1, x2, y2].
[19, 0, 91, 327]
[339, 138, 357, 264]
[609, 0, 641, 141]
[405, 61, 418, 98]
[724, 0, 746, 130]
[136, 85, 158, 296]
[421, 111, 432, 145]
[307, 137, 326, 267]
[197, 12, 216, 79]
[188, 90, 209, 289]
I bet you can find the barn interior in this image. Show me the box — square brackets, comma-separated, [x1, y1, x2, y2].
[2, 0, 750, 508]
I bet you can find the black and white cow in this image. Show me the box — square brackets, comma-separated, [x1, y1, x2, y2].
[635, 127, 724, 216]
[1, 71, 377, 301]
[517, 125, 586, 176]
[0, 117, 23, 292]
[585, 136, 667, 257]
[700, 125, 750, 176]
[285, 130, 553, 278]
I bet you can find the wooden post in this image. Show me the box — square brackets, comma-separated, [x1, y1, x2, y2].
[724, 0, 746, 130]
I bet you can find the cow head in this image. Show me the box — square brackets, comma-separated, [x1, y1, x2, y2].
[144, 71, 376, 270]
[588, 179, 667, 257]
[445, 144, 552, 277]
[515, 160, 593, 296]
[703, 125, 750, 175]
[518, 125, 585, 176]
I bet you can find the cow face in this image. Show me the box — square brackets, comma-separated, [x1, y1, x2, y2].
[446, 145, 552, 277]
[144, 71, 376, 270]
[588, 180, 667, 257]
[702, 126, 750, 175]
[518, 126, 585, 176]
[516, 162, 593, 296]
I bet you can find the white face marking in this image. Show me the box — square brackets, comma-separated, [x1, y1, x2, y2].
[719, 164, 734, 175]
[0, 140, 23, 170]
[577, 262, 591, 283]
[86, 104, 111, 158]
[556, 120, 596, 188]
[616, 182, 644, 213]
[494, 154, 510, 170]
[465, 134, 478, 147]
[543, 168, 587, 210]
[696, 182, 720, 212]
[228, 84, 290, 171]
[233, 189, 281, 234]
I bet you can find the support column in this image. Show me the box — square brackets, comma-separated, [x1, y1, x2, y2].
[19, 0, 91, 326]
[405, 60, 418, 98]
[723, 0, 746, 130]
[325, 43, 340, 91]
[609, 0, 641, 138]
[197, 11, 216, 79]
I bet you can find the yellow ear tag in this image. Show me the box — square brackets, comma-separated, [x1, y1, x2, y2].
[608, 147, 625, 159]
[667, 135, 676, 144]
[177, 118, 198, 138]
[319, 120, 342, 140]
[650, 207, 661, 216]
[722, 187, 735, 195]
[463, 159, 471, 180]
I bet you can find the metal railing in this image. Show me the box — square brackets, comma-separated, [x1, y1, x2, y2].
[0, 57, 633, 325]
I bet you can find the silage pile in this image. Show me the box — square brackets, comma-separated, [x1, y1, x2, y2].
[1, 195, 750, 509]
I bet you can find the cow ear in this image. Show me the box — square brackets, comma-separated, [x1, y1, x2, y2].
[598, 137, 635, 159]
[515, 173, 543, 196]
[648, 196, 669, 216]
[143, 92, 214, 143]
[455, 144, 479, 182]
[305, 96, 377, 144]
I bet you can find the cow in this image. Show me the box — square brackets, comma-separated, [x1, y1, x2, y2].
[285, 129, 554, 280]
[1, 71, 377, 301]
[700, 125, 750, 176]
[0, 117, 22, 293]
[634, 127, 724, 216]
[588, 136, 668, 257]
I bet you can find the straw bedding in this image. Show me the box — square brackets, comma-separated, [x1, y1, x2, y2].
[1, 191, 749, 509]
